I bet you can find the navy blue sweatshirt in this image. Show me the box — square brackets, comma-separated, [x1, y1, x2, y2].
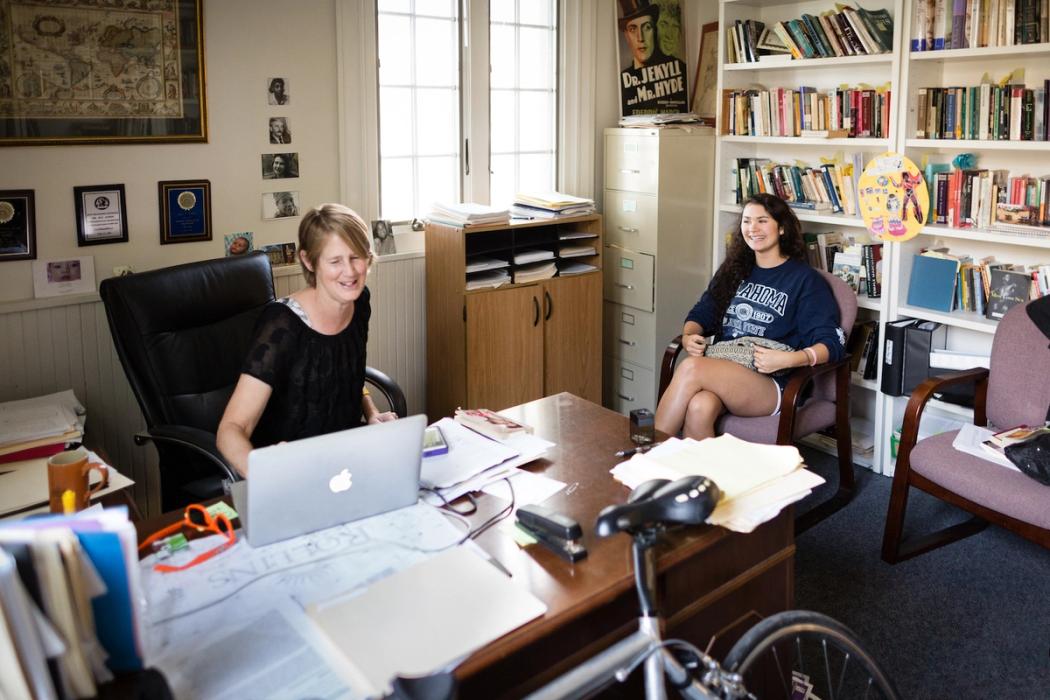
[686, 259, 846, 381]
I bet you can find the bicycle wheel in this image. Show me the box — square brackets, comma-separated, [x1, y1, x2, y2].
[722, 610, 900, 700]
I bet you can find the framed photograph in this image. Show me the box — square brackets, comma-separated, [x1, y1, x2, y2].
[32, 256, 96, 298]
[371, 219, 397, 256]
[260, 242, 297, 267]
[268, 117, 292, 144]
[0, 189, 36, 261]
[262, 191, 300, 220]
[267, 77, 290, 105]
[158, 179, 212, 244]
[73, 184, 128, 246]
[690, 22, 719, 125]
[224, 232, 254, 257]
[0, 0, 207, 147]
[262, 153, 299, 180]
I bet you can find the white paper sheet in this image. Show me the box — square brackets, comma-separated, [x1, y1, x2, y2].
[482, 469, 566, 506]
[952, 423, 1018, 471]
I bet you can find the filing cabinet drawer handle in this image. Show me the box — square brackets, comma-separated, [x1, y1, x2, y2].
[619, 168, 640, 174]
[617, 393, 635, 402]
[617, 226, 639, 233]
[616, 283, 635, 290]
[618, 338, 636, 347]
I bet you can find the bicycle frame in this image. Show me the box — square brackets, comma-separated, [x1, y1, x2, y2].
[525, 528, 740, 700]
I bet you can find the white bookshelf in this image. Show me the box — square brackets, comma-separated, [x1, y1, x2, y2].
[880, 7, 1050, 475]
[713, 0, 904, 475]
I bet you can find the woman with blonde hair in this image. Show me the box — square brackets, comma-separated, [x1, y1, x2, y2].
[218, 204, 396, 476]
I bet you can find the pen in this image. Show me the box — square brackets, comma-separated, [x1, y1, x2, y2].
[615, 441, 664, 458]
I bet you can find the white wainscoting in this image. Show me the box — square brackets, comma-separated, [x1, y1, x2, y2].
[0, 254, 427, 516]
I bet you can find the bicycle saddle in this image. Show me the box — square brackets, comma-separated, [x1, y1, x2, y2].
[594, 476, 721, 537]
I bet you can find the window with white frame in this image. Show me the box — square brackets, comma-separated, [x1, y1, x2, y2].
[375, 0, 558, 219]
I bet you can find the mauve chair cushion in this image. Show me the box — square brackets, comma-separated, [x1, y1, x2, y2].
[719, 399, 836, 444]
[911, 430, 1050, 529]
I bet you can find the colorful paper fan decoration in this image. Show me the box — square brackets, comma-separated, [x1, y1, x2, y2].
[858, 152, 930, 242]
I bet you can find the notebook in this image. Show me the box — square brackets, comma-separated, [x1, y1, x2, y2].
[231, 415, 426, 547]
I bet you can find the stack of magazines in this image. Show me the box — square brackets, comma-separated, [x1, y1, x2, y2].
[428, 202, 510, 228]
[618, 112, 704, 127]
[511, 191, 595, 220]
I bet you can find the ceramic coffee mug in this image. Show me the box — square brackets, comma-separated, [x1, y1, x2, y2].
[47, 448, 109, 514]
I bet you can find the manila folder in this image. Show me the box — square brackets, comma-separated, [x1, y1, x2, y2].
[307, 546, 546, 694]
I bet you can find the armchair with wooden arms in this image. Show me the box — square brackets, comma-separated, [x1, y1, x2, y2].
[881, 301, 1050, 563]
[100, 253, 406, 512]
[657, 270, 858, 534]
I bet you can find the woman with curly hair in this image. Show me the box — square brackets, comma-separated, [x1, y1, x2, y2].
[655, 192, 846, 440]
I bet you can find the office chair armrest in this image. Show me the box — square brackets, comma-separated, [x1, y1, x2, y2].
[366, 366, 408, 418]
[898, 367, 990, 459]
[780, 356, 850, 413]
[135, 425, 240, 483]
[658, 336, 685, 400]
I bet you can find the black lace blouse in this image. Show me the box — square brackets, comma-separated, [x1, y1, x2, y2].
[242, 288, 370, 447]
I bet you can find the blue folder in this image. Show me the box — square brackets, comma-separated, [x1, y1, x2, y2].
[907, 254, 959, 312]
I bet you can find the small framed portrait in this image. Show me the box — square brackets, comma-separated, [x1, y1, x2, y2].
[224, 232, 254, 257]
[32, 256, 96, 298]
[268, 117, 292, 144]
[262, 191, 300, 220]
[0, 189, 36, 262]
[267, 77, 289, 105]
[262, 153, 299, 180]
[73, 184, 128, 246]
[691, 21, 720, 125]
[371, 219, 397, 256]
[158, 179, 212, 244]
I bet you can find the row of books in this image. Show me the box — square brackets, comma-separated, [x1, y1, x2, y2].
[0, 508, 143, 699]
[915, 82, 1050, 142]
[907, 249, 1050, 317]
[732, 153, 865, 217]
[847, 320, 881, 381]
[727, 5, 893, 64]
[830, 243, 885, 298]
[925, 167, 1050, 231]
[722, 86, 892, 139]
[910, 0, 1050, 51]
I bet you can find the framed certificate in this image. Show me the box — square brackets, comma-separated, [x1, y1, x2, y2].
[0, 189, 36, 261]
[158, 179, 212, 244]
[74, 184, 128, 246]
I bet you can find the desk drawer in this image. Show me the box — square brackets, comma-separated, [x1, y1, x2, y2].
[604, 190, 658, 253]
[604, 302, 656, 368]
[603, 247, 654, 312]
[604, 356, 656, 415]
[605, 132, 659, 194]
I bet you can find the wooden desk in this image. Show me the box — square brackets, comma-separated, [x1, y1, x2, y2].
[134, 393, 793, 698]
[455, 393, 794, 697]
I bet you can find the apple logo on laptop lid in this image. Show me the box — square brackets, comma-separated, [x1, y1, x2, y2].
[329, 468, 353, 493]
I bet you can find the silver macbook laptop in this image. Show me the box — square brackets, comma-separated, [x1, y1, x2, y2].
[230, 414, 426, 547]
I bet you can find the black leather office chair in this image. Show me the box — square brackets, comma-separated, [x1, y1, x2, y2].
[101, 253, 407, 512]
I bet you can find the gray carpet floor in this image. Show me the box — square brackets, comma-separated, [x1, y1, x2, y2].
[796, 446, 1050, 699]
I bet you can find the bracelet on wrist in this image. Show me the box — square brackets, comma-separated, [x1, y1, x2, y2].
[803, 347, 817, 366]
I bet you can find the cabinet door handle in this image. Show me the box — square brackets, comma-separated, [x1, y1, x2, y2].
[619, 168, 640, 174]
[618, 338, 636, 346]
[616, 283, 635, 290]
[544, 289, 553, 321]
[533, 296, 540, 326]
[617, 393, 635, 402]
[617, 226, 639, 233]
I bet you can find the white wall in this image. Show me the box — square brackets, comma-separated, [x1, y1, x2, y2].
[0, 0, 342, 302]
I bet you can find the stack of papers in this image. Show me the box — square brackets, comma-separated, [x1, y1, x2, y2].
[558, 261, 599, 276]
[558, 243, 596, 258]
[466, 269, 511, 290]
[513, 248, 555, 265]
[618, 113, 704, 127]
[428, 202, 510, 228]
[513, 261, 557, 284]
[512, 191, 595, 219]
[420, 418, 555, 504]
[0, 390, 86, 464]
[559, 230, 599, 241]
[465, 256, 510, 273]
[610, 434, 824, 533]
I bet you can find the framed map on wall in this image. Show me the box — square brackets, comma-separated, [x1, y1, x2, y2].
[0, 0, 206, 146]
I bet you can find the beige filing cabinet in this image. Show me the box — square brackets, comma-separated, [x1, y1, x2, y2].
[603, 127, 715, 415]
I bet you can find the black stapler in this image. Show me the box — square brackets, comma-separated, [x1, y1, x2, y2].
[515, 504, 587, 563]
